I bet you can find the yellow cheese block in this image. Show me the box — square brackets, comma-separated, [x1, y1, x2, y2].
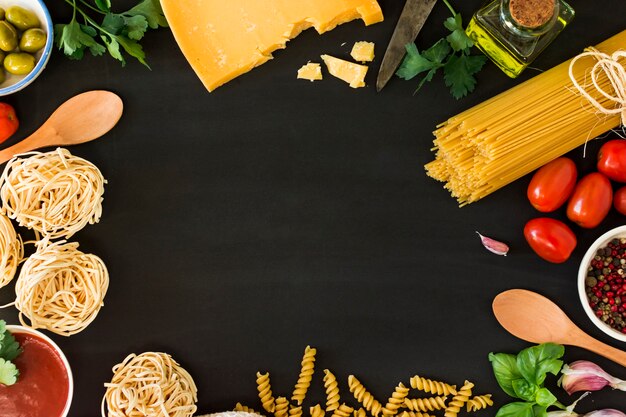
[297, 63, 323, 81]
[161, 0, 384, 92]
[350, 41, 375, 62]
[321, 55, 368, 88]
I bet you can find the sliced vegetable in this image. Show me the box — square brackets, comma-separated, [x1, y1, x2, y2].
[566, 173, 612, 229]
[524, 218, 576, 263]
[527, 158, 577, 212]
[597, 140, 626, 183]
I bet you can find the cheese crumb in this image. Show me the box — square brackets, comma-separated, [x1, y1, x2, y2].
[297, 63, 323, 81]
[321, 54, 367, 88]
[350, 41, 375, 62]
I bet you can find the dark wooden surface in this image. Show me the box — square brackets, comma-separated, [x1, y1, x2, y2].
[1, 0, 626, 415]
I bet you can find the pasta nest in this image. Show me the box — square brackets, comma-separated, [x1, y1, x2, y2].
[14, 239, 109, 336]
[0, 148, 105, 240]
[103, 352, 198, 417]
[0, 213, 23, 289]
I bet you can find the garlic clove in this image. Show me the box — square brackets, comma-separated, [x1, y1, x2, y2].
[476, 231, 509, 256]
[560, 361, 626, 394]
[584, 410, 626, 417]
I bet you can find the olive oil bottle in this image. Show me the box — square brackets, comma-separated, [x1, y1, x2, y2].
[466, 0, 574, 78]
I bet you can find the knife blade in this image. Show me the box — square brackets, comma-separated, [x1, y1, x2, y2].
[376, 0, 438, 92]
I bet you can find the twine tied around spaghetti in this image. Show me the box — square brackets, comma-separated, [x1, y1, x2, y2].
[569, 47, 626, 126]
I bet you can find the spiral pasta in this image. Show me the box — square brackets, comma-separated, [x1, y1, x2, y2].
[292, 345, 316, 405]
[0, 213, 22, 289]
[257, 372, 277, 413]
[310, 404, 325, 417]
[289, 406, 303, 417]
[353, 408, 366, 417]
[398, 412, 436, 417]
[274, 398, 289, 417]
[403, 397, 447, 413]
[348, 375, 383, 417]
[331, 404, 354, 417]
[0, 148, 105, 240]
[101, 352, 197, 417]
[13, 239, 108, 336]
[409, 376, 456, 396]
[443, 381, 473, 417]
[382, 383, 409, 416]
[466, 394, 493, 412]
[324, 369, 340, 411]
[236, 403, 263, 415]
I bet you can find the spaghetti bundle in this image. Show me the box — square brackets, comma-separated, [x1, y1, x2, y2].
[0, 213, 23, 288]
[0, 148, 105, 239]
[13, 239, 109, 336]
[426, 30, 626, 206]
[102, 352, 198, 417]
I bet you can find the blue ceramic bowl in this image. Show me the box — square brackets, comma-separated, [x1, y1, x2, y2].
[0, 0, 53, 96]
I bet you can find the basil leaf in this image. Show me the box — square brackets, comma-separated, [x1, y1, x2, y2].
[517, 343, 564, 385]
[512, 378, 538, 402]
[489, 352, 523, 398]
[495, 402, 535, 417]
[535, 387, 557, 407]
[533, 404, 548, 417]
[95, 0, 110, 12]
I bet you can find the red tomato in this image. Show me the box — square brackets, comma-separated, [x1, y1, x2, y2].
[566, 172, 613, 228]
[524, 218, 577, 263]
[527, 157, 577, 212]
[614, 186, 626, 215]
[0, 103, 17, 144]
[598, 140, 626, 183]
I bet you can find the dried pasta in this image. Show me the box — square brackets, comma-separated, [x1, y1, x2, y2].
[275, 398, 289, 417]
[382, 383, 409, 416]
[331, 404, 354, 417]
[0, 213, 22, 289]
[101, 352, 197, 417]
[310, 404, 326, 417]
[324, 369, 340, 411]
[466, 394, 493, 412]
[292, 345, 317, 405]
[398, 412, 436, 417]
[353, 408, 367, 417]
[289, 406, 303, 417]
[11, 239, 108, 336]
[236, 403, 263, 415]
[257, 372, 277, 413]
[0, 148, 105, 239]
[403, 397, 447, 413]
[409, 375, 456, 396]
[443, 381, 474, 417]
[425, 30, 626, 206]
[348, 375, 383, 417]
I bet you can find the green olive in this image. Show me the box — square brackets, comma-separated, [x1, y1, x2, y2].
[6, 6, 40, 31]
[4, 52, 35, 75]
[19, 28, 46, 53]
[0, 21, 17, 52]
[0, 8, 6, 21]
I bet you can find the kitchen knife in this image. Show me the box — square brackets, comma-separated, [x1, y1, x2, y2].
[376, 0, 438, 92]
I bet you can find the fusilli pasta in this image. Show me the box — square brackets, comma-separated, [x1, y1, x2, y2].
[382, 383, 409, 416]
[398, 412, 436, 417]
[292, 346, 317, 405]
[235, 403, 262, 415]
[324, 369, 340, 411]
[409, 376, 456, 396]
[257, 372, 276, 413]
[290, 406, 303, 417]
[353, 408, 367, 417]
[403, 397, 447, 413]
[275, 397, 289, 417]
[348, 375, 383, 417]
[466, 394, 493, 412]
[310, 404, 326, 417]
[331, 404, 354, 417]
[443, 381, 474, 417]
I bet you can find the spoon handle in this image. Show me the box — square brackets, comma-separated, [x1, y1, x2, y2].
[575, 332, 626, 367]
[0, 124, 59, 164]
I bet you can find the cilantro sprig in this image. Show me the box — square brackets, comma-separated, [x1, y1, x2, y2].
[396, 0, 487, 99]
[55, 0, 168, 68]
[0, 320, 22, 386]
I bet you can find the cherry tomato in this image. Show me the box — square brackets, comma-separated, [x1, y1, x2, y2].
[598, 140, 626, 183]
[566, 172, 613, 228]
[614, 186, 626, 215]
[524, 218, 577, 263]
[527, 157, 577, 212]
[0, 103, 17, 144]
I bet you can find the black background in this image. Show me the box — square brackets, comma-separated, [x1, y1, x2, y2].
[1, 0, 626, 415]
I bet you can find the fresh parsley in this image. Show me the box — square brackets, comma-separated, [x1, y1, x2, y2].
[0, 320, 22, 386]
[55, 0, 168, 68]
[396, 0, 487, 99]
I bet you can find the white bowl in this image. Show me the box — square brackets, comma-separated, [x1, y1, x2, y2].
[6, 324, 74, 417]
[0, 0, 53, 96]
[578, 225, 626, 343]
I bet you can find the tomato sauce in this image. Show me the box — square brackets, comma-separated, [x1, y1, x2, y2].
[0, 332, 69, 417]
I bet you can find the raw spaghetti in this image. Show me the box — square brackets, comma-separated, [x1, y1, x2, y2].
[102, 352, 198, 417]
[0, 147, 105, 239]
[12, 239, 109, 336]
[425, 30, 626, 206]
[0, 213, 23, 289]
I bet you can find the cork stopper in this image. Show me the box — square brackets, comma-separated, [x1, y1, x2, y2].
[509, 0, 555, 28]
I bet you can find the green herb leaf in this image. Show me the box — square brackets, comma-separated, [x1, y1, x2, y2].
[512, 378, 538, 402]
[489, 352, 523, 398]
[516, 343, 564, 386]
[422, 39, 452, 64]
[123, 15, 149, 40]
[0, 358, 18, 386]
[397, 44, 438, 80]
[55, 19, 105, 60]
[126, 0, 168, 29]
[535, 387, 557, 407]
[443, 53, 487, 99]
[116, 35, 149, 68]
[0, 322, 21, 362]
[495, 402, 535, 417]
[444, 14, 474, 51]
[95, 0, 111, 12]
[532, 404, 548, 417]
[102, 13, 126, 35]
[101, 34, 124, 64]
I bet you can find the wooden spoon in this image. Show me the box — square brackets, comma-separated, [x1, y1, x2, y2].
[0, 90, 123, 164]
[493, 289, 626, 367]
